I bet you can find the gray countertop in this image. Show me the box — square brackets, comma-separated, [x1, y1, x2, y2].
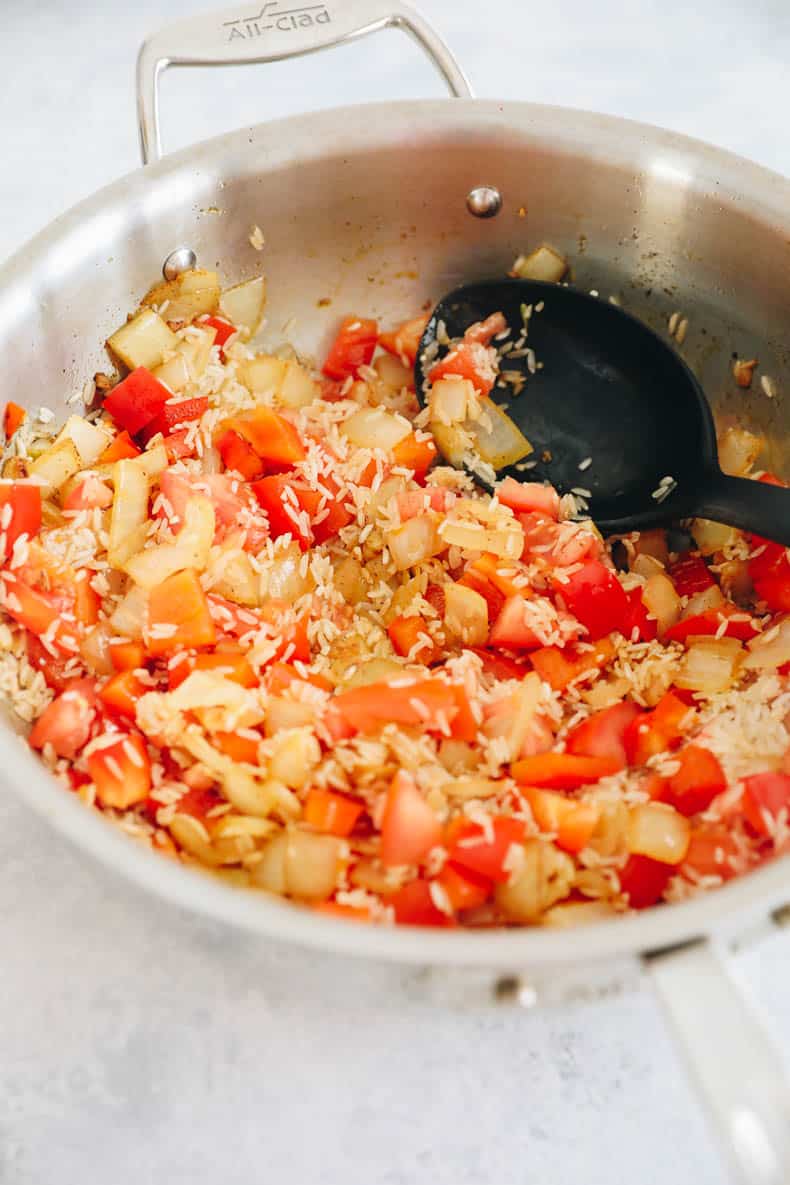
[2, 1, 790, 1182]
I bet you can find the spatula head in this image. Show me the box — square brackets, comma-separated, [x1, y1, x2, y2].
[416, 279, 718, 534]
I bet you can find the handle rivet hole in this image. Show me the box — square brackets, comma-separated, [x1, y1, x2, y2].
[163, 247, 197, 280]
[466, 185, 502, 218]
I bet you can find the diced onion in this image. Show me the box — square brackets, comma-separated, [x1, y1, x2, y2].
[207, 547, 261, 607]
[437, 738, 477, 774]
[341, 407, 412, 450]
[690, 518, 740, 556]
[675, 636, 743, 693]
[238, 354, 286, 395]
[252, 829, 341, 900]
[109, 584, 148, 639]
[264, 697, 319, 735]
[470, 397, 533, 469]
[142, 269, 220, 322]
[332, 554, 367, 605]
[132, 444, 168, 479]
[642, 572, 681, 635]
[428, 377, 477, 426]
[744, 616, 790, 670]
[108, 307, 178, 370]
[632, 553, 665, 578]
[718, 426, 763, 477]
[444, 582, 489, 645]
[108, 458, 149, 566]
[277, 360, 318, 409]
[626, 802, 690, 864]
[219, 275, 266, 338]
[682, 585, 725, 618]
[79, 620, 115, 676]
[495, 839, 575, 922]
[55, 415, 112, 466]
[543, 900, 616, 927]
[28, 438, 82, 494]
[268, 727, 321, 789]
[339, 657, 403, 689]
[261, 541, 313, 601]
[386, 515, 441, 570]
[124, 496, 215, 589]
[439, 498, 523, 561]
[512, 245, 568, 283]
[374, 353, 412, 391]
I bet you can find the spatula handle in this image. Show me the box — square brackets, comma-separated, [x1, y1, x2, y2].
[693, 472, 790, 547]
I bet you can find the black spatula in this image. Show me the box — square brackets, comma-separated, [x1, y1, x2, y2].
[415, 279, 790, 545]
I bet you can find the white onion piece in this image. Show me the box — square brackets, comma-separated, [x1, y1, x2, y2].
[444, 582, 489, 646]
[341, 407, 412, 450]
[675, 636, 743, 693]
[743, 616, 790, 670]
[109, 584, 148, 639]
[253, 829, 341, 900]
[239, 354, 287, 395]
[269, 727, 321, 789]
[439, 498, 523, 561]
[277, 361, 318, 409]
[718, 426, 763, 477]
[264, 697, 318, 735]
[690, 517, 740, 556]
[123, 495, 215, 589]
[55, 416, 112, 466]
[142, 269, 220, 322]
[79, 620, 115, 676]
[627, 802, 690, 864]
[339, 657, 403, 689]
[219, 275, 266, 338]
[374, 353, 412, 391]
[207, 547, 261, 607]
[495, 839, 575, 922]
[642, 572, 681, 635]
[386, 515, 441, 570]
[261, 541, 313, 601]
[428, 377, 477, 426]
[683, 585, 725, 618]
[108, 308, 178, 370]
[512, 245, 568, 283]
[108, 458, 149, 566]
[28, 438, 82, 494]
[632, 553, 666, 578]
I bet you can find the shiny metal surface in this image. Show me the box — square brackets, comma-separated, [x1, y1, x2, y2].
[465, 184, 503, 218]
[1, 97, 789, 964]
[136, 0, 472, 163]
[162, 245, 198, 279]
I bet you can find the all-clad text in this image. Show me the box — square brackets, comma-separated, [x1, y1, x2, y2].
[224, 2, 331, 40]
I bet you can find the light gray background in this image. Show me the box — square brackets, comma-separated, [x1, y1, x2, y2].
[2, 1, 790, 1183]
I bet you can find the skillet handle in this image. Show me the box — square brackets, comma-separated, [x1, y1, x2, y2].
[692, 471, 790, 548]
[645, 939, 790, 1185]
[136, 0, 472, 164]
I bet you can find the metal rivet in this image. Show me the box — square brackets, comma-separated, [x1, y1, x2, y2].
[494, 975, 537, 1007]
[466, 185, 502, 219]
[162, 247, 197, 280]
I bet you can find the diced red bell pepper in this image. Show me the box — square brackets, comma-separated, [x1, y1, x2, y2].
[380, 770, 442, 866]
[489, 594, 543, 651]
[257, 599, 310, 664]
[445, 815, 526, 884]
[98, 430, 141, 463]
[103, 367, 172, 435]
[565, 700, 642, 769]
[664, 606, 758, 644]
[322, 316, 378, 380]
[99, 670, 148, 720]
[304, 788, 364, 838]
[669, 553, 716, 598]
[470, 647, 531, 681]
[210, 731, 261, 764]
[62, 474, 114, 512]
[554, 560, 630, 641]
[435, 862, 492, 912]
[3, 401, 26, 439]
[147, 569, 216, 657]
[1, 575, 81, 653]
[749, 540, 790, 612]
[167, 648, 258, 691]
[522, 786, 600, 853]
[229, 407, 306, 468]
[265, 661, 333, 696]
[141, 395, 208, 443]
[530, 639, 615, 691]
[660, 744, 727, 816]
[88, 732, 151, 809]
[201, 315, 237, 350]
[331, 678, 459, 735]
[623, 691, 691, 766]
[28, 678, 97, 759]
[622, 586, 658, 642]
[25, 635, 76, 692]
[458, 567, 505, 624]
[251, 474, 321, 549]
[388, 614, 436, 663]
[386, 878, 453, 926]
[464, 312, 508, 346]
[619, 854, 673, 908]
[427, 341, 497, 396]
[0, 482, 41, 559]
[109, 640, 147, 672]
[391, 431, 437, 482]
[496, 478, 560, 519]
[511, 751, 621, 790]
[216, 427, 265, 480]
[683, 825, 741, 880]
[378, 315, 429, 366]
[741, 772, 790, 836]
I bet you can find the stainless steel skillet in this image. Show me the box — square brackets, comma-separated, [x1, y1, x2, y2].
[2, 4, 790, 1179]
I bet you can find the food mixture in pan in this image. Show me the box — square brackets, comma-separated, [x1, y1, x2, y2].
[1, 258, 789, 928]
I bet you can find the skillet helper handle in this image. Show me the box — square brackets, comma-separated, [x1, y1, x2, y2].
[646, 939, 790, 1185]
[693, 471, 790, 547]
[136, 0, 472, 164]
